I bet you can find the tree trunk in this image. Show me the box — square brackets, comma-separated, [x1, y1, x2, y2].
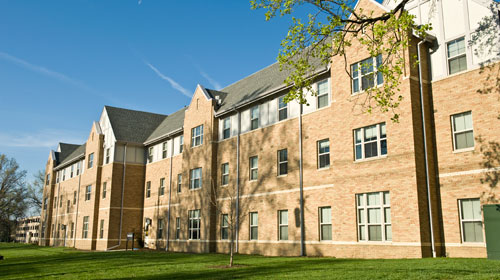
[230, 237, 234, 267]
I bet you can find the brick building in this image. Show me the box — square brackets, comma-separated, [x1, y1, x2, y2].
[15, 216, 40, 244]
[40, 0, 500, 258]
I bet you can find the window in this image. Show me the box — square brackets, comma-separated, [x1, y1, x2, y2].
[221, 163, 229, 186]
[278, 96, 288, 121]
[317, 80, 329, 109]
[190, 168, 202, 190]
[82, 216, 89, 239]
[221, 214, 229, 240]
[43, 197, 47, 210]
[452, 111, 474, 150]
[56, 171, 60, 183]
[177, 174, 182, 193]
[191, 125, 204, 147]
[188, 210, 201, 240]
[62, 170, 66, 181]
[459, 198, 483, 243]
[317, 139, 330, 168]
[76, 161, 81, 176]
[99, 219, 104, 239]
[356, 191, 391, 241]
[447, 37, 467, 75]
[159, 178, 165, 196]
[73, 191, 77, 204]
[59, 195, 63, 207]
[354, 123, 387, 160]
[162, 142, 168, 159]
[250, 212, 258, 240]
[66, 200, 70, 213]
[222, 117, 231, 139]
[319, 207, 332, 241]
[157, 219, 164, 239]
[250, 106, 259, 130]
[146, 181, 151, 198]
[277, 149, 288, 176]
[85, 185, 91, 201]
[147, 147, 153, 163]
[351, 54, 383, 94]
[105, 148, 110, 164]
[70, 222, 74, 239]
[279, 210, 288, 241]
[45, 174, 50, 186]
[179, 136, 184, 153]
[175, 217, 180, 239]
[249, 156, 258, 180]
[102, 182, 107, 199]
[88, 153, 94, 169]
[70, 165, 74, 178]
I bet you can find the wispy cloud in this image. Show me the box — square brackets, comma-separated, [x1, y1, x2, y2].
[200, 71, 222, 90]
[0, 130, 85, 148]
[144, 61, 192, 98]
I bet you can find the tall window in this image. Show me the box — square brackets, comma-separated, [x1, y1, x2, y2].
[56, 171, 60, 183]
[82, 216, 89, 239]
[159, 178, 165, 196]
[222, 117, 231, 139]
[70, 164, 74, 178]
[188, 210, 201, 240]
[452, 111, 474, 150]
[146, 181, 151, 198]
[43, 197, 47, 210]
[177, 174, 182, 193]
[447, 37, 467, 75]
[277, 149, 288, 176]
[147, 147, 153, 163]
[221, 214, 229, 240]
[351, 54, 383, 94]
[175, 217, 180, 239]
[191, 125, 204, 147]
[70, 222, 74, 239]
[249, 156, 258, 180]
[278, 96, 288, 121]
[317, 80, 329, 109]
[59, 195, 63, 207]
[354, 123, 387, 160]
[73, 191, 77, 204]
[88, 153, 94, 169]
[317, 139, 330, 168]
[250, 212, 258, 240]
[54, 197, 57, 209]
[105, 148, 110, 164]
[157, 219, 164, 239]
[76, 161, 81, 176]
[278, 210, 288, 241]
[99, 219, 104, 239]
[85, 185, 91, 201]
[190, 168, 202, 190]
[319, 207, 332, 241]
[162, 142, 168, 159]
[250, 106, 259, 130]
[179, 136, 184, 153]
[62, 169, 66, 181]
[356, 191, 391, 241]
[459, 198, 483, 243]
[45, 174, 50, 186]
[66, 200, 70, 213]
[221, 163, 229, 186]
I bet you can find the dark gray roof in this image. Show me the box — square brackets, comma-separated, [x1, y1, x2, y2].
[145, 107, 187, 144]
[57, 144, 86, 167]
[105, 106, 168, 144]
[55, 143, 80, 165]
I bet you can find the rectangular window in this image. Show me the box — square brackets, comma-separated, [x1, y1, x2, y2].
[105, 148, 110, 164]
[162, 142, 168, 159]
[221, 163, 229, 186]
[278, 96, 288, 121]
[179, 135, 184, 153]
[70, 222, 74, 239]
[452, 111, 474, 150]
[277, 149, 288, 176]
[278, 210, 288, 241]
[222, 117, 231, 139]
[146, 181, 151, 198]
[73, 191, 77, 205]
[250, 106, 259, 130]
[147, 147, 153, 163]
[159, 178, 165, 196]
[447, 37, 467, 75]
[190, 168, 202, 189]
[45, 174, 50, 185]
[249, 156, 258, 180]
[157, 218, 164, 239]
[76, 161, 81, 176]
[459, 198, 483, 243]
[175, 217, 180, 239]
[43, 197, 47, 210]
[191, 125, 204, 147]
[354, 123, 387, 160]
[99, 219, 104, 239]
[250, 212, 258, 240]
[66, 200, 70, 213]
[102, 182, 107, 199]
[188, 210, 201, 240]
[56, 171, 60, 183]
[317, 80, 329, 109]
[177, 174, 182, 193]
[59, 195, 63, 207]
[317, 139, 330, 168]
[221, 214, 229, 240]
[88, 153, 94, 169]
[85, 185, 91, 201]
[62, 170, 66, 181]
[351, 54, 383, 94]
[82, 216, 89, 239]
[356, 191, 391, 241]
[54, 197, 57, 209]
[70, 165, 74, 178]
[319, 207, 332, 241]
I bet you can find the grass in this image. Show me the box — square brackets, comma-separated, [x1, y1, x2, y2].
[0, 243, 499, 279]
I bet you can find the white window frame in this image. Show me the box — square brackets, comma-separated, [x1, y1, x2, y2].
[177, 174, 182, 193]
[82, 216, 89, 239]
[190, 168, 202, 190]
[250, 106, 259, 130]
[188, 209, 201, 240]
[175, 217, 180, 239]
[76, 161, 81, 176]
[147, 147, 153, 163]
[451, 111, 474, 151]
[85, 185, 91, 201]
[56, 171, 60, 183]
[458, 198, 484, 243]
[146, 181, 151, 198]
[317, 79, 329, 109]
[356, 191, 391, 242]
[88, 153, 94, 169]
[446, 37, 467, 75]
[102, 182, 107, 199]
[162, 142, 168, 159]
[70, 222, 74, 239]
[157, 218, 164, 240]
[351, 54, 383, 94]
[278, 96, 288, 121]
[278, 210, 288, 241]
[159, 178, 165, 196]
[221, 214, 229, 240]
[277, 149, 288, 176]
[354, 123, 387, 161]
[317, 139, 330, 169]
[249, 156, 258, 181]
[319, 207, 332, 241]
[105, 148, 110, 164]
[250, 212, 258, 240]
[179, 135, 184, 153]
[99, 219, 104, 239]
[191, 125, 204, 147]
[222, 117, 231, 140]
[221, 163, 229, 186]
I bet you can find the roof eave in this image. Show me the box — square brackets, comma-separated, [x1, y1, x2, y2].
[143, 127, 184, 146]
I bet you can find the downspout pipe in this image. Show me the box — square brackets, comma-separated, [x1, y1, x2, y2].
[53, 181, 61, 246]
[74, 174, 81, 248]
[235, 110, 241, 253]
[298, 103, 305, 256]
[107, 143, 127, 250]
[166, 138, 174, 251]
[417, 38, 436, 258]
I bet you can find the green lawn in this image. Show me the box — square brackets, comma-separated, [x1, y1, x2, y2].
[0, 243, 499, 279]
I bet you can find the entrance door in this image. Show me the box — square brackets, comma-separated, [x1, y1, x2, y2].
[484, 204, 500, 260]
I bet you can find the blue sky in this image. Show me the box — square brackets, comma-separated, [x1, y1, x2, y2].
[0, 0, 310, 182]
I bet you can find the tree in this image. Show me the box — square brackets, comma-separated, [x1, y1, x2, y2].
[251, 0, 431, 122]
[26, 170, 45, 211]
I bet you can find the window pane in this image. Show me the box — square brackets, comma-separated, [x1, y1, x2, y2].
[449, 56, 467, 74]
[280, 226, 288, 240]
[353, 79, 359, 93]
[360, 58, 373, 74]
[319, 140, 330, 153]
[280, 211, 288, 224]
[463, 221, 483, 242]
[355, 129, 362, 143]
[278, 96, 287, 109]
[471, 199, 482, 220]
[251, 227, 258, 240]
[380, 139, 387, 155]
[358, 209, 365, 223]
[321, 207, 331, 223]
[380, 123, 386, 138]
[453, 114, 465, 131]
[321, 224, 332, 240]
[385, 225, 392, 241]
[367, 193, 380, 206]
[361, 75, 374, 90]
[318, 94, 328, 109]
[384, 208, 391, 223]
[368, 225, 382, 241]
[251, 213, 258, 225]
[319, 154, 330, 168]
[279, 108, 287, 121]
[456, 132, 474, 150]
[364, 125, 377, 141]
[359, 225, 366, 240]
[352, 64, 358, 78]
[364, 142, 378, 158]
[357, 194, 364, 206]
[368, 208, 381, 223]
[464, 112, 473, 129]
[355, 145, 362, 160]
[383, 192, 390, 205]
